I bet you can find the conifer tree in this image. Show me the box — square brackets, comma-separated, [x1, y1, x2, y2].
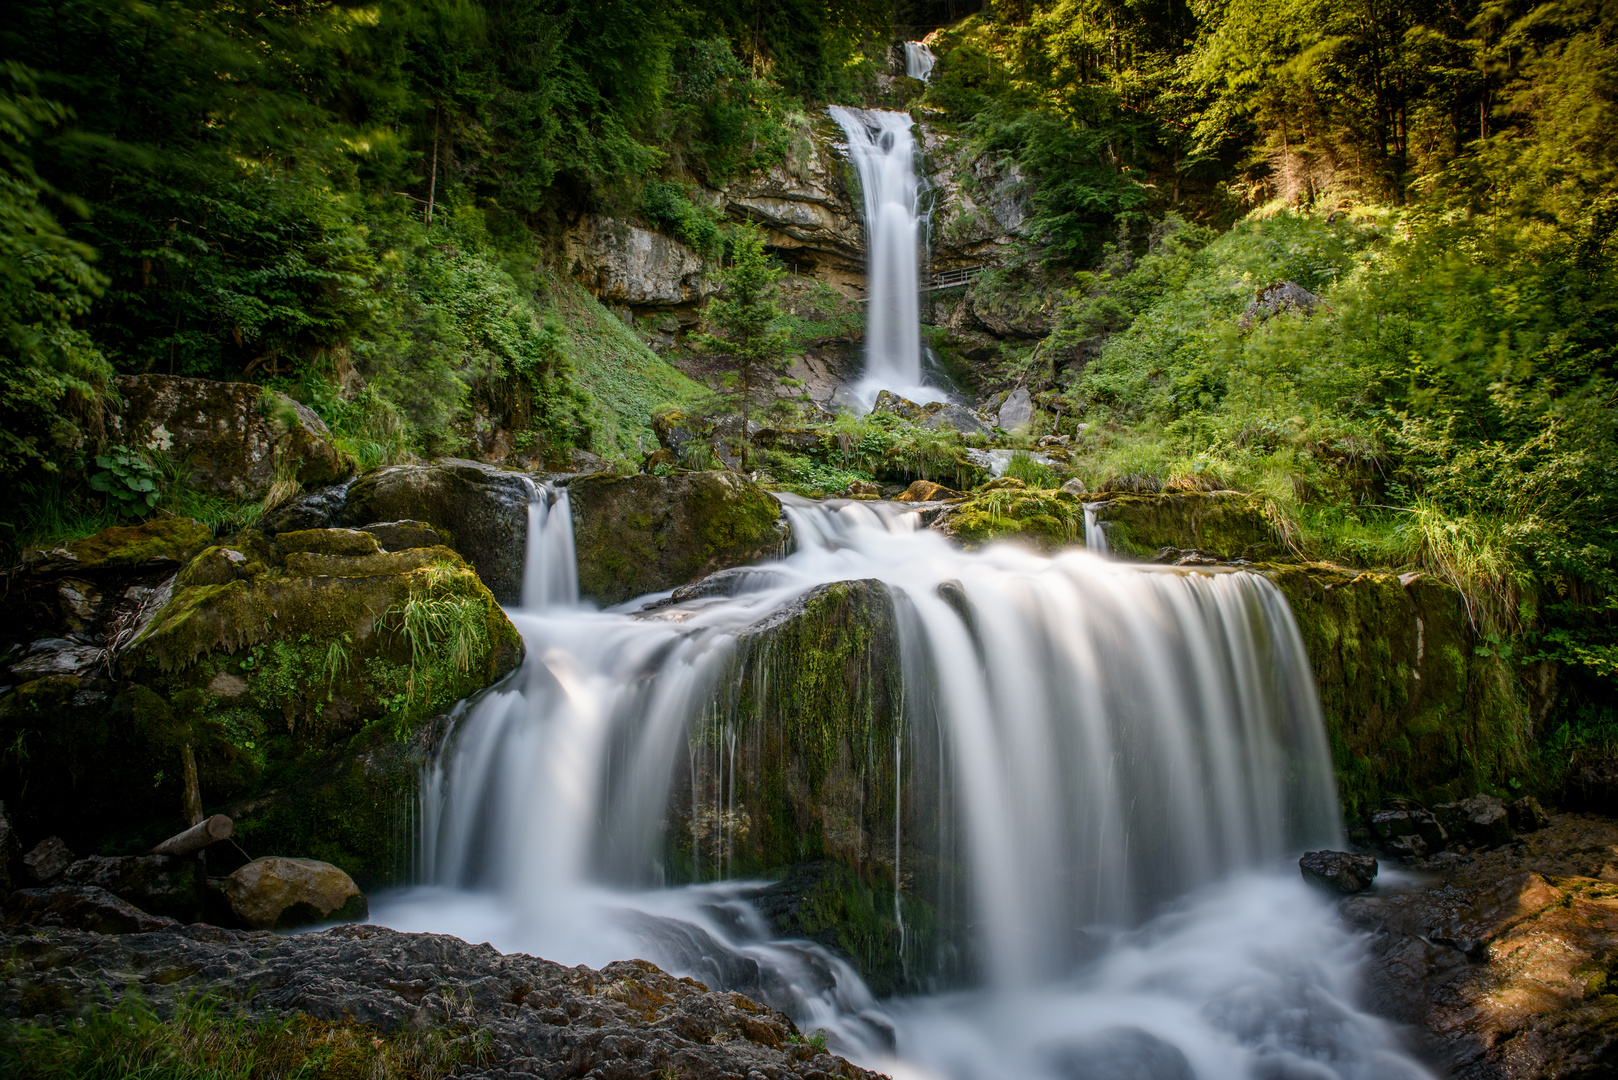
[694, 226, 788, 469]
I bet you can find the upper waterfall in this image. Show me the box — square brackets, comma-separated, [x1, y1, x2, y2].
[829, 106, 941, 407]
[904, 42, 937, 82]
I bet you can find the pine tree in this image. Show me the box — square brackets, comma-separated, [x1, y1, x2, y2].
[694, 226, 788, 469]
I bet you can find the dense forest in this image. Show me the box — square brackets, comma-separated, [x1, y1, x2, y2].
[2, 0, 1614, 748]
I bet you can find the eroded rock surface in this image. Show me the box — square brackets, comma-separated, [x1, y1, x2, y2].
[1348, 813, 1618, 1078]
[0, 923, 883, 1080]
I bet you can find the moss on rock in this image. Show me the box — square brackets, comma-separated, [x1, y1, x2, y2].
[569, 471, 786, 606]
[1264, 563, 1531, 818]
[1089, 492, 1278, 560]
[21, 518, 214, 576]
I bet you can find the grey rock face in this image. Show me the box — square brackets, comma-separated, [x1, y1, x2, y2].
[0, 924, 883, 1080]
[1299, 850, 1379, 894]
[924, 404, 992, 437]
[1241, 281, 1323, 328]
[997, 388, 1033, 431]
[563, 216, 714, 306]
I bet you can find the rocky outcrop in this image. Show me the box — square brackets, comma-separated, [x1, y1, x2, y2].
[564, 216, 713, 307]
[4, 886, 179, 934]
[0, 923, 882, 1080]
[1299, 850, 1378, 894]
[1086, 491, 1280, 561]
[219, 856, 367, 929]
[109, 375, 351, 499]
[1266, 564, 1528, 818]
[570, 471, 787, 606]
[1348, 813, 1618, 1079]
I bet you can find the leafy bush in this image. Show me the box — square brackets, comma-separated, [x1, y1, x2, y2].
[87, 446, 162, 517]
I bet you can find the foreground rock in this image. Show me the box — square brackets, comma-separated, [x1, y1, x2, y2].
[1348, 812, 1618, 1078]
[220, 856, 367, 930]
[570, 471, 787, 606]
[0, 923, 883, 1080]
[1299, 850, 1377, 894]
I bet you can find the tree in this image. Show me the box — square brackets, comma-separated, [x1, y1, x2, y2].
[694, 226, 788, 469]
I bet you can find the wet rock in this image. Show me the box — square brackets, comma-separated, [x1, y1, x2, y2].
[1510, 795, 1551, 833]
[1372, 803, 1447, 853]
[4, 885, 179, 934]
[338, 459, 532, 604]
[568, 471, 786, 607]
[276, 528, 382, 557]
[1299, 850, 1378, 894]
[1347, 813, 1618, 1078]
[56, 855, 202, 923]
[1385, 833, 1429, 860]
[1459, 793, 1514, 847]
[257, 479, 355, 534]
[0, 923, 883, 1079]
[23, 837, 75, 883]
[221, 856, 367, 930]
[8, 639, 102, 680]
[996, 387, 1034, 431]
[923, 403, 992, 437]
[108, 374, 350, 498]
[361, 520, 443, 552]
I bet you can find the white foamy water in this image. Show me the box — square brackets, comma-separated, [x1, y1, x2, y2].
[829, 106, 944, 409]
[373, 493, 1433, 1079]
[904, 42, 937, 82]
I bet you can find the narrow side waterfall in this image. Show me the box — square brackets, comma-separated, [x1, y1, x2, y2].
[829, 106, 939, 407]
[380, 496, 1433, 1080]
[904, 42, 937, 82]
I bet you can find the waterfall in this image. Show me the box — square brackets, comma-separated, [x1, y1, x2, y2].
[904, 42, 937, 82]
[1083, 503, 1110, 555]
[829, 106, 942, 407]
[519, 478, 578, 610]
[378, 495, 1432, 1080]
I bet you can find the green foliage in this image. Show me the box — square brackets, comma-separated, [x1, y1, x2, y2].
[0, 63, 112, 477]
[87, 446, 162, 518]
[0, 991, 482, 1080]
[640, 181, 725, 257]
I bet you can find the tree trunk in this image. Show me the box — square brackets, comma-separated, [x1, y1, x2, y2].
[427, 102, 440, 227]
[181, 744, 203, 827]
[151, 814, 233, 858]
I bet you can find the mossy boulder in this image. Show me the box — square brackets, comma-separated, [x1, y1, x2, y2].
[938, 488, 1083, 552]
[1088, 491, 1279, 560]
[664, 578, 959, 995]
[1264, 564, 1530, 819]
[569, 471, 787, 606]
[109, 375, 350, 498]
[0, 528, 523, 893]
[20, 518, 213, 577]
[335, 460, 533, 604]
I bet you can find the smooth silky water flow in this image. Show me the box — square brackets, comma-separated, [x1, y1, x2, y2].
[373, 484, 1435, 1080]
[829, 105, 946, 409]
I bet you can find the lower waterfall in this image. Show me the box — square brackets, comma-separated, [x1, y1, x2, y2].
[374, 496, 1434, 1080]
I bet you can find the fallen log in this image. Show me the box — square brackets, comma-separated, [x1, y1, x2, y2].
[150, 815, 233, 858]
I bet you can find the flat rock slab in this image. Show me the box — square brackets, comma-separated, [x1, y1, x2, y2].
[0, 923, 883, 1080]
[1346, 813, 1618, 1078]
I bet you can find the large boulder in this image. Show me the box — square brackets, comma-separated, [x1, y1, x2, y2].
[219, 856, 367, 930]
[335, 460, 532, 604]
[109, 375, 350, 499]
[1299, 850, 1378, 895]
[568, 471, 787, 606]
